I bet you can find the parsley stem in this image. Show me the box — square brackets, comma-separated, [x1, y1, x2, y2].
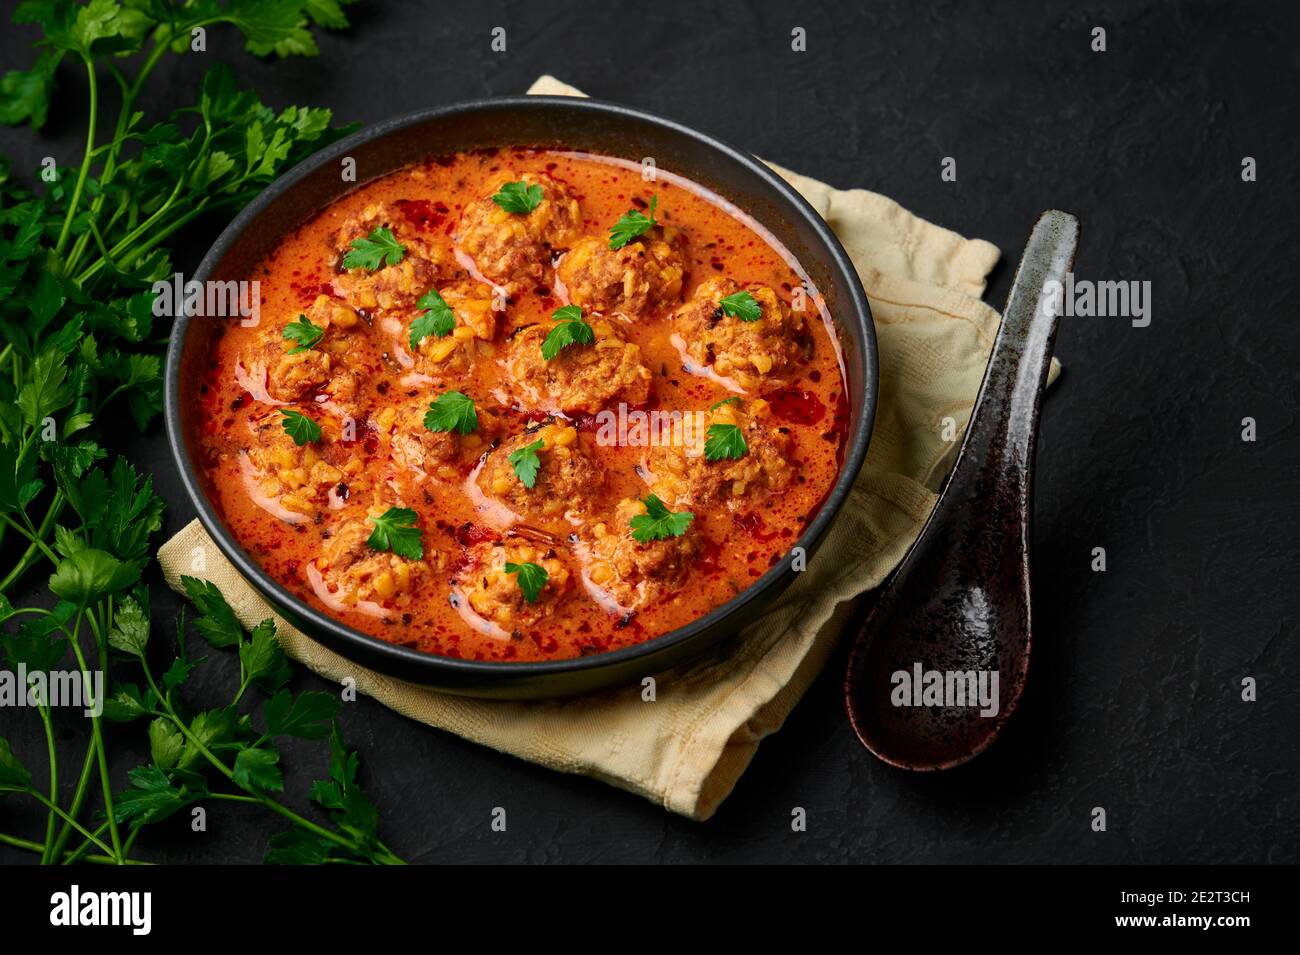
[69, 616, 125, 863]
[0, 513, 60, 564]
[16, 788, 115, 857]
[54, 54, 99, 259]
[0, 830, 149, 865]
[46, 733, 96, 863]
[0, 490, 64, 594]
[37, 705, 58, 864]
[63, 29, 176, 274]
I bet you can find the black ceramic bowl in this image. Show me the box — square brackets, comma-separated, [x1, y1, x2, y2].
[166, 95, 878, 699]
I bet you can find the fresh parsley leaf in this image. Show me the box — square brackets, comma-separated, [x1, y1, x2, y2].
[719, 289, 763, 322]
[0, 736, 32, 789]
[280, 408, 321, 445]
[233, 745, 284, 792]
[264, 690, 341, 740]
[282, 313, 324, 353]
[608, 195, 657, 250]
[48, 548, 140, 606]
[177, 708, 237, 772]
[107, 595, 150, 657]
[410, 287, 456, 347]
[162, 656, 197, 695]
[491, 180, 543, 214]
[113, 765, 188, 828]
[629, 494, 694, 542]
[101, 683, 156, 723]
[507, 439, 545, 489]
[148, 717, 184, 770]
[341, 226, 405, 270]
[240, 618, 291, 693]
[710, 396, 742, 411]
[265, 828, 332, 865]
[541, 304, 595, 360]
[424, 390, 477, 434]
[704, 423, 748, 461]
[504, 561, 548, 604]
[366, 507, 423, 559]
[181, 576, 243, 648]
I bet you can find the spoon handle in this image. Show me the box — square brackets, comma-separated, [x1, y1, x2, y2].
[945, 210, 1079, 502]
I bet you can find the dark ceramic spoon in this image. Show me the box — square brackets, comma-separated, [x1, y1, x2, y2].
[844, 209, 1079, 770]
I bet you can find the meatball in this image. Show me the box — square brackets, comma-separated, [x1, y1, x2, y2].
[241, 296, 364, 408]
[406, 280, 500, 376]
[646, 398, 793, 508]
[240, 411, 359, 521]
[454, 172, 582, 288]
[334, 202, 450, 312]
[504, 318, 652, 414]
[375, 395, 497, 483]
[580, 497, 698, 612]
[673, 277, 807, 392]
[556, 229, 685, 319]
[454, 539, 572, 634]
[313, 505, 433, 613]
[476, 421, 604, 524]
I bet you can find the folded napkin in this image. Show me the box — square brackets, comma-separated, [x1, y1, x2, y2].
[158, 75, 1056, 821]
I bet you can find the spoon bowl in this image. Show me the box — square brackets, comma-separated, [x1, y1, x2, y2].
[845, 210, 1079, 770]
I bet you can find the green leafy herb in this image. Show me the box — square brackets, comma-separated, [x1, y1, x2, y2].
[508, 439, 546, 489]
[710, 396, 742, 411]
[719, 289, 762, 322]
[283, 314, 324, 353]
[541, 304, 595, 360]
[366, 507, 423, 560]
[629, 494, 694, 542]
[608, 195, 657, 250]
[424, 390, 478, 434]
[280, 408, 321, 446]
[504, 561, 548, 603]
[705, 423, 748, 460]
[410, 287, 456, 347]
[342, 226, 405, 270]
[0, 0, 402, 869]
[491, 180, 544, 213]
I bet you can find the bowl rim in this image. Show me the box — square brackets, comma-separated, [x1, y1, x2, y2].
[165, 94, 878, 682]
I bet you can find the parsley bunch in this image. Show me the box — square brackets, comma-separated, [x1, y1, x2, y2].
[0, 0, 402, 865]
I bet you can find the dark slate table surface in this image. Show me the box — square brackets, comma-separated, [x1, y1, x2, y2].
[1, 0, 1296, 864]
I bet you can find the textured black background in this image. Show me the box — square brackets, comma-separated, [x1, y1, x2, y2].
[1, 0, 1297, 864]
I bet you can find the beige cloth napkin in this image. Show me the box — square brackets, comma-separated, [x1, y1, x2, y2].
[158, 75, 1058, 821]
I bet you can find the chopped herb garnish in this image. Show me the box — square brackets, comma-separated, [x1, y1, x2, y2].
[629, 494, 694, 542]
[280, 409, 321, 446]
[608, 195, 657, 250]
[541, 304, 595, 360]
[365, 507, 423, 560]
[342, 226, 405, 270]
[704, 423, 748, 461]
[491, 180, 544, 214]
[719, 289, 762, 322]
[710, 396, 743, 411]
[504, 561, 548, 603]
[282, 314, 324, 354]
[507, 438, 545, 488]
[424, 390, 478, 434]
[410, 287, 457, 347]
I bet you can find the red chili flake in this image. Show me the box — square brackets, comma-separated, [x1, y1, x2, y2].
[455, 522, 501, 547]
[395, 198, 444, 231]
[695, 537, 723, 575]
[764, 387, 826, 426]
[733, 511, 781, 542]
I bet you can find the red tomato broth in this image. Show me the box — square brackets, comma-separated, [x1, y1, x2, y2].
[197, 148, 848, 662]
